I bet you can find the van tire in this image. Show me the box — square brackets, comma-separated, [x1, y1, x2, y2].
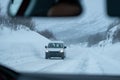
[45, 53, 49, 59]
[61, 56, 65, 59]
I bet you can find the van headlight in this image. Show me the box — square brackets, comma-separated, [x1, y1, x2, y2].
[45, 49, 49, 53]
[60, 50, 64, 53]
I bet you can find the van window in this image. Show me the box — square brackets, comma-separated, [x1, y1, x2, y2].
[48, 43, 63, 48]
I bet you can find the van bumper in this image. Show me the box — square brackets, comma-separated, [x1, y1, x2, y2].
[46, 51, 64, 57]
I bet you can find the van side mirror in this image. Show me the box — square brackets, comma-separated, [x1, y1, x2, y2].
[64, 46, 67, 49]
[45, 46, 47, 48]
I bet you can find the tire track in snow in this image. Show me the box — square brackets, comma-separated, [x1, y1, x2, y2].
[14, 59, 62, 72]
[85, 53, 104, 74]
[38, 59, 81, 74]
[90, 51, 120, 74]
[37, 52, 89, 74]
[34, 46, 120, 74]
[73, 48, 105, 74]
[36, 59, 64, 73]
[79, 55, 89, 73]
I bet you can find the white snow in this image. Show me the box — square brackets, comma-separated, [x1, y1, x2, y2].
[1, 26, 120, 75]
[1, 0, 120, 76]
[36, 44, 120, 75]
[0, 0, 114, 42]
[0, 26, 50, 70]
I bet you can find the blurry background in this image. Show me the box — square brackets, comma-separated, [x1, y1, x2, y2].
[0, 0, 117, 46]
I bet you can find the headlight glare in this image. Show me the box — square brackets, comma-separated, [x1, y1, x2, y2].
[60, 50, 64, 53]
[46, 49, 49, 53]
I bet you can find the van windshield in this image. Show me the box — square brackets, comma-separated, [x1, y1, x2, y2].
[48, 43, 63, 48]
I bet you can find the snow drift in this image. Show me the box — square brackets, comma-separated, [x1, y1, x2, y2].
[0, 26, 50, 69]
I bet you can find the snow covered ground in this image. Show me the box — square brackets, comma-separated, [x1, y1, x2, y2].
[35, 44, 120, 75]
[0, 26, 50, 69]
[1, 27, 120, 75]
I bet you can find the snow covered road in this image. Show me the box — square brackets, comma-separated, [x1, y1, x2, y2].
[13, 45, 120, 75]
[34, 45, 120, 75]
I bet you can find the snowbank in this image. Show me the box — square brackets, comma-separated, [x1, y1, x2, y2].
[95, 43, 120, 62]
[0, 26, 50, 69]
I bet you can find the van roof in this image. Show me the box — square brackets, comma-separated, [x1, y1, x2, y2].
[49, 41, 64, 43]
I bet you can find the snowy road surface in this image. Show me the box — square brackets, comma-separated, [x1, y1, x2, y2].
[12, 45, 120, 75]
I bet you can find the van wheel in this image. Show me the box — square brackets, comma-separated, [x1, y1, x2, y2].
[45, 56, 48, 59]
[61, 56, 65, 59]
[45, 53, 49, 59]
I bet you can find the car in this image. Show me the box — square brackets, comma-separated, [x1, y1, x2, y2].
[45, 41, 67, 59]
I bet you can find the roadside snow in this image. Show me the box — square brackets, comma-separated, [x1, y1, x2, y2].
[0, 27, 50, 70]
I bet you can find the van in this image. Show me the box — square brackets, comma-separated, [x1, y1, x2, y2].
[45, 41, 67, 59]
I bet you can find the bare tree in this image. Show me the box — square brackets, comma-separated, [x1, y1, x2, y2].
[37, 29, 56, 40]
[8, 17, 35, 30]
